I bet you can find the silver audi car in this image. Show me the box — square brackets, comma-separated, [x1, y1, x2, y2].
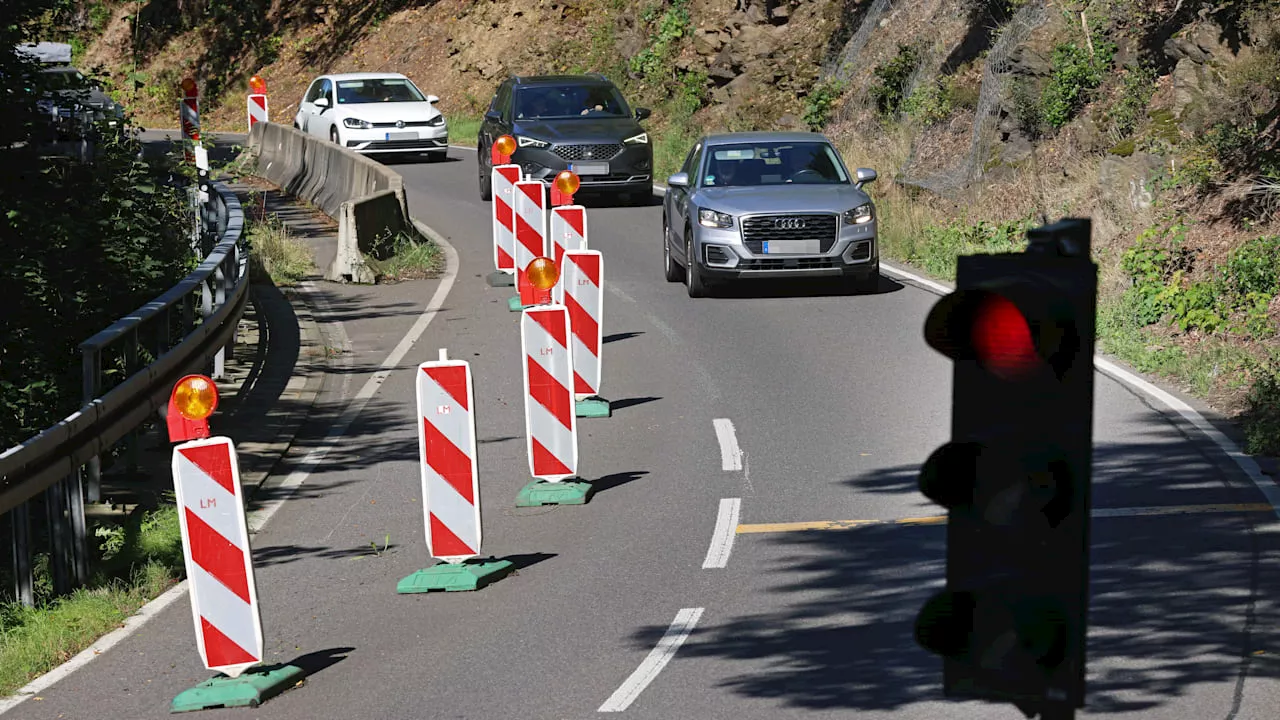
[661, 131, 879, 297]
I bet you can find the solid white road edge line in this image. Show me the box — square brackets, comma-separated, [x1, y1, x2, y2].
[0, 220, 461, 716]
[713, 418, 743, 472]
[702, 498, 742, 569]
[597, 607, 705, 713]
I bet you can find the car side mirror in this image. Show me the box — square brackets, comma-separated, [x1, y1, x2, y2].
[314, 97, 330, 108]
[427, 95, 440, 104]
[635, 107, 652, 121]
[485, 109, 501, 123]
[667, 172, 690, 188]
[854, 167, 878, 188]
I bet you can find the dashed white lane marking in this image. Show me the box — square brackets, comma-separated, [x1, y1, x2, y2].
[713, 418, 742, 471]
[597, 607, 705, 713]
[702, 498, 741, 569]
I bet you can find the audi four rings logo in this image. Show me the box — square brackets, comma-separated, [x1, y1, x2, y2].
[774, 217, 806, 230]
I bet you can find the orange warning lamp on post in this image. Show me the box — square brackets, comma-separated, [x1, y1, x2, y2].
[552, 170, 580, 206]
[166, 374, 219, 443]
[181, 77, 198, 99]
[249, 75, 267, 95]
[492, 134, 517, 166]
[525, 257, 559, 306]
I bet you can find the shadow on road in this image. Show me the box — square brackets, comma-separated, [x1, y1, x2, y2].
[608, 396, 661, 412]
[278, 646, 355, 680]
[604, 331, 644, 344]
[621, 430, 1280, 715]
[590, 470, 649, 495]
[709, 273, 905, 300]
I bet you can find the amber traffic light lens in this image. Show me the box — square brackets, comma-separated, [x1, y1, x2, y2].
[172, 375, 219, 420]
[494, 135, 517, 158]
[527, 257, 559, 290]
[554, 170, 580, 197]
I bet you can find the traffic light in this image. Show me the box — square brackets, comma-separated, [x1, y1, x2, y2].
[914, 218, 1097, 719]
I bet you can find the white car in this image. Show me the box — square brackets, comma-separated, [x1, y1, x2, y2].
[293, 72, 448, 160]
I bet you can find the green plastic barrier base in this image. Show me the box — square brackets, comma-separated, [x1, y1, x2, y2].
[171, 664, 306, 713]
[576, 397, 611, 418]
[516, 479, 594, 507]
[507, 295, 528, 312]
[486, 271, 515, 288]
[396, 558, 515, 594]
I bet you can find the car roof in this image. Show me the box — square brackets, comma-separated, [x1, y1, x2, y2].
[703, 131, 832, 145]
[511, 74, 614, 87]
[323, 72, 410, 81]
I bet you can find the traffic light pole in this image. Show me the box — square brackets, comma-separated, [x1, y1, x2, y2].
[1041, 706, 1075, 720]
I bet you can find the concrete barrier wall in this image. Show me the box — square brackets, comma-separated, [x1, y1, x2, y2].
[246, 122, 414, 283]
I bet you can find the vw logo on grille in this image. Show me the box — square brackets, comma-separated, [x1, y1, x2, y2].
[396, 120, 405, 128]
[774, 217, 806, 230]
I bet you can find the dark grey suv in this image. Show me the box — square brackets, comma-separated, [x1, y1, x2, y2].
[477, 74, 653, 204]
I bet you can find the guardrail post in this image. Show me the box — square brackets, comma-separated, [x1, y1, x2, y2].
[81, 348, 102, 503]
[46, 479, 70, 594]
[125, 328, 141, 472]
[10, 502, 34, 607]
[68, 471, 88, 585]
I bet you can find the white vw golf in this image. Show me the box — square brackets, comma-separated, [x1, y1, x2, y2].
[293, 72, 448, 160]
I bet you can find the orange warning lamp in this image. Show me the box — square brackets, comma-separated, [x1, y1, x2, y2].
[492, 134, 517, 165]
[166, 374, 219, 443]
[249, 75, 267, 94]
[554, 171, 580, 197]
[181, 77, 198, 98]
[527, 257, 560, 291]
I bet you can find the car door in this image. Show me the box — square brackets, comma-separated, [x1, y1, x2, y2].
[670, 141, 703, 264]
[480, 81, 512, 161]
[311, 78, 335, 139]
[297, 79, 322, 133]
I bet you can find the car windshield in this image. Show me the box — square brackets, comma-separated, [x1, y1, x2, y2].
[335, 78, 425, 104]
[42, 69, 86, 90]
[703, 142, 850, 187]
[515, 84, 629, 120]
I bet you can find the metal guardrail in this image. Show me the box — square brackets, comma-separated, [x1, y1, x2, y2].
[1, 179, 249, 604]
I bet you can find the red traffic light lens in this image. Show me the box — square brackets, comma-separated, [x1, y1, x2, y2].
[972, 294, 1039, 381]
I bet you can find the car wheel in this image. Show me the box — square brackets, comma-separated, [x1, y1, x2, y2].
[685, 229, 708, 298]
[663, 217, 683, 283]
[330, 127, 340, 145]
[479, 153, 493, 201]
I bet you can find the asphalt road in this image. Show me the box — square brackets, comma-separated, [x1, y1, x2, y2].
[11, 142, 1280, 720]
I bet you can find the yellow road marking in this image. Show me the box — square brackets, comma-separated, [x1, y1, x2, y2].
[736, 503, 1276, 535]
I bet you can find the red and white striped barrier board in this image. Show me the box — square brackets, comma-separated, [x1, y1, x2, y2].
[562, 250, 604, 398]
[180, 93, 200, 163]
[415, 350, 482, 563]
[246, 93, 269, 131]
[549, 205, 587, 270]
[513, 180, 547, 305]
[171, 437, 263, 678]
[521, 305, 578, 481]
[491, 164, 521, 274]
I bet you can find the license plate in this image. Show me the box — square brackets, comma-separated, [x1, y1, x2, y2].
[385, 131, 417, 141]
[570, 161, 609, 176]
[762, 240, 820, 255]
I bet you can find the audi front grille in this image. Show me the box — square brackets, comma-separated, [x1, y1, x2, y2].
[552, 143, 624, 161]
[740, 214, 839, 254]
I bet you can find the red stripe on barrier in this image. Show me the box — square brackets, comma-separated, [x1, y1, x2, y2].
[573, 252, 601, 287]
[178, 445, 236, 496]
[495, 196, 514, 232]
[250, 95, 266, 109]
[429, 513, 476, 557]
[515, 213, 542, 256]
[201, 617, 257, 667]
[424, 366, 469, 411]
[529, 308, 568, 347]
[185, 508, 251, 604]
[497, 246, 514, 269]
[532, 437, 573, 476]
[574, 370, 592, 395]
[422, 418, 475, 504]
[519, 183, 544, 206]
[526, 356, 573, 430]
[565, 292, 599, 353]
[564, 208, 585, 237]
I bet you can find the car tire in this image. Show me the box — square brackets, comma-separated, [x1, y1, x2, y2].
[663, 217, 683, 283]
[479, 151, 493, 201]
[330, 127, 340, 145]
[685, 229, 708, 298]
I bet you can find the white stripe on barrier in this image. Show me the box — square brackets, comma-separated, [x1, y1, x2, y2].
[521, 306, 578, 481]
[513, 181, 546, 293]
[563, 250, 603, 397]
[492, 165, 520, 273]
[415, 355, 482, 563]
[189, 563, 260, 663]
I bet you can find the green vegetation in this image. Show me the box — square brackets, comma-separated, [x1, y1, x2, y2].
[1040, 38, 1114, 130]
[247, 214, 315, 286]
[1105, 63, 1157, 140]
[629, 0, 691, 80]
[446, 115, 482, 148]
[870, 43, 922, 117]
[903, 78, 956, 125]
[0, 507, 184, 695]
[804, 79, 846, 131]
[367, 230, 443, 282]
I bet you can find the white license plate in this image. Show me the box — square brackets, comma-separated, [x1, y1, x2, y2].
[570, 161, 609, 176]
[385, 131, 417, 141]
[762, 240, 820, 255]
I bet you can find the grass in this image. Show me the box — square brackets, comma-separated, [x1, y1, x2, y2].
[247, 214, 315, 286]
[367, 230, 443, 282]
[0, 507, 184, 696]
[446, 115, 482, 148]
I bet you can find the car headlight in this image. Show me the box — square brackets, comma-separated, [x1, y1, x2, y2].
[517, 135, 549, 148]
[698, 208, 734, 229]
[343, 118, 372, 129]
[843, 203, 874, 225]
[623, 132, 649, 145]
[426, 115, 445, 127]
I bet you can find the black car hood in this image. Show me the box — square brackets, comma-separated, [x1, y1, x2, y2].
[513, 117, 644, 143]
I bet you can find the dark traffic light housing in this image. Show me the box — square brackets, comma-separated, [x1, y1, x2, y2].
[915, 218, 1097, 719]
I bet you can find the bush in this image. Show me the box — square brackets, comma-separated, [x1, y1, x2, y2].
[903, 79, 955, 125]
[1040, 38, 1114, 130]
[1244, 371, 1280, 456]
[1106, 63, 1157, 139]
[870, 43, 922, 117]
[803, 79, 846, 131]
